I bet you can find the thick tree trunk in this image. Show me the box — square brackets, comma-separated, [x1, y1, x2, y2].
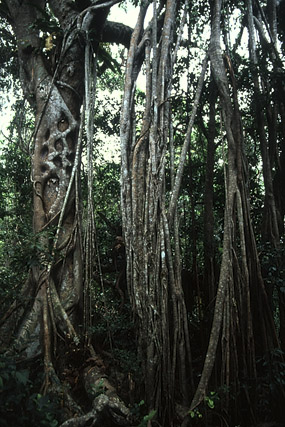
[1, 2, 133, 424]
[3, 1, 85, 359]
[190, 0, 280, 420]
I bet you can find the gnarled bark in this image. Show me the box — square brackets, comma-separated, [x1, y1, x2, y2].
[0, 1, 133, 425]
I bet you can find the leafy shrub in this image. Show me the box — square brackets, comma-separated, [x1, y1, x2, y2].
[0, 356, 59, 427]
[255, 348, 285, 421]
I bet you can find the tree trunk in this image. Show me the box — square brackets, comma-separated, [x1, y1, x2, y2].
[1, 3, 133, 424]
[120, 0, 198, 422]
[203, 78, 218, 309]
[2, 1, 84, 361]
[190, 0, 280, 420]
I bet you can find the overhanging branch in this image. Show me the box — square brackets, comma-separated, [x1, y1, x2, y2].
[102, 20, 133, 48]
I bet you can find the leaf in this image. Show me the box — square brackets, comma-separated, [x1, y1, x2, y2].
[139, 409, 157, 426]
[98, 46, 121, 74]
[15, 370, 29, 385]
[207, 398, 214, 409]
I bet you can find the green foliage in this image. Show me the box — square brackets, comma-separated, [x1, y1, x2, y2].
[0, 130, 33, 310]
[28, 3, 61, 35]
[189, 391, 219, 420]
[260, 242, 285, 288]
[138, 409, 157, 427]
[131, 400, 157, 427]
[97, 47, 125, 92]
[0, 142, 31, 215]
[0, 19, 18, 92]
[204, 392, 217, 409]
[97, 44, 122, 76]
[91, 161, 121, 263]
[130, 399, 145, 419]
[0, 356, 59, 426]
[255, 348, 285, 420]
[91, 287, 139, 372]
[189, 408, 203, 419]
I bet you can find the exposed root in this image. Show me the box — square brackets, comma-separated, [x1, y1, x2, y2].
[57, 359, 131, 426]
[59, 393, 130, 427]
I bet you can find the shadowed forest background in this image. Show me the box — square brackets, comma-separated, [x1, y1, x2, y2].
[0, 0, 285, 426]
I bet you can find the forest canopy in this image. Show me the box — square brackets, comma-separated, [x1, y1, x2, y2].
[0, 0, 285, 426]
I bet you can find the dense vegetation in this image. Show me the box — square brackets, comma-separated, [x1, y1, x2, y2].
[0, 0, 285, 426]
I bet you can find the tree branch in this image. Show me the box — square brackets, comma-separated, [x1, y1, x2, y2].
[49, 0, 78, 30]
[102, 20, 133, 48]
